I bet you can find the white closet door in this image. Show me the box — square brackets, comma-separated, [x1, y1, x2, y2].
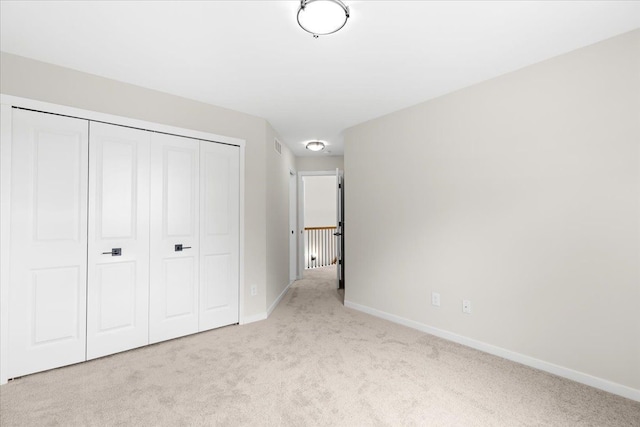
[86, 122, 150, 359]
[199, 142, 239, 331]
[8, 109, 89, 377]
[149, 133, 200, 344]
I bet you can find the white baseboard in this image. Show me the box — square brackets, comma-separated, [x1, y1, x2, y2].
[344, 300, 640, 402]
[267, 281, 293, 317]
[240, 281, 294, 326]
[240, 312, 267, 325]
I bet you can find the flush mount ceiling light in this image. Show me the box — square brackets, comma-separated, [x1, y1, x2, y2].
[297, 0, 350, 38]
[306, 141, 326, 152]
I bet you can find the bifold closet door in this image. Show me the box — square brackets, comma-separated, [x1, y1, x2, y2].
[149, 133, 200, 344]
[86, 122, 150, 360]
[8, 109, 89, 378]
[199, 142, 240, 330]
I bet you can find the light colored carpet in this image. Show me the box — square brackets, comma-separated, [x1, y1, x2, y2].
[1, 265, 639, 426]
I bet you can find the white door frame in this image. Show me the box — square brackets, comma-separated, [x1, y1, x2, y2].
[0, 94, 246, 385]
[289, 169, 298, 283]
[297, 170, 338, 276]
[0, 104, 12, 386]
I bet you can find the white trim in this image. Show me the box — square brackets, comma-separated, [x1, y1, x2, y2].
[298, 170, 338, 177]
[344, 299, 640, 402]
[0, 104, 12, 385]
[0, 95, 245, 148]
[238, 143, 246, 325]
[267, 281, 293, 317]
[240, 312, 267, 325]
[289, 168, 298, 282]
[297, 174, 304, 278]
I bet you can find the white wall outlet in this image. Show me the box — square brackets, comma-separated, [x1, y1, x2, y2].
[431, 292, 441, 307]
[462, 299, 471, 314]
[250, 284, 258, 296]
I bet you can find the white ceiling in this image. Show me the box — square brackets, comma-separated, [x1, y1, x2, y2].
[1, 1, 639, 156]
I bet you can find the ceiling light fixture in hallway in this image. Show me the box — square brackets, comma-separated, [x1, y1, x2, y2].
[305, 141, 326, 152]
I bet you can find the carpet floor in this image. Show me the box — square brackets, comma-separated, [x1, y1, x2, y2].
[1, 265, 639, 426]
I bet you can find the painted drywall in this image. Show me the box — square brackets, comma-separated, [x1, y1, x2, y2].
[265, 126, 296, 310]
[296, 156, 344, 172]
[0, 52, 269, 319]
[303, 176, 337, 228]
[344, 29, 640, 391]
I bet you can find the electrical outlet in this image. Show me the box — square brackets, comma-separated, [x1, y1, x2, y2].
[250, 285, 258, 296]
[462, 299, 471, 314]
[431, 292, 441, 307]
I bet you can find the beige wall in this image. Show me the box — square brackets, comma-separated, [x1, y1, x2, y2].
[265, 123, 296, 309]
[296, 155, 344, 172]
[303, 176, 337, 228]
[344, 30, 640, 390]
[0, 52, 270, 318]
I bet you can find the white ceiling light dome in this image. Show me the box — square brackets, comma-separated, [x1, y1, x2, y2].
[297, 0, 350, 38]
[305, 141, 326, 152]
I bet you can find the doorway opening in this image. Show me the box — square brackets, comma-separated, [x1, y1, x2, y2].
[302, 175, 337, 269]
[296, 170, 345, 290]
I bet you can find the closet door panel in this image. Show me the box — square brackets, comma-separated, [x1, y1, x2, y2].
[94, 262, 136, 329]
[8, 109, 89, 378]
[87, 122, 150, 360]
[149, 133, 200, 344]
[164, 257, 196, 316]
[199, 142, 239, 331]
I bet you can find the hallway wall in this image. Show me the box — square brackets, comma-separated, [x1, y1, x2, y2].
[266, 127, 296, 311]
[303, 176, 337, 228]
[296, 156, 344, 172]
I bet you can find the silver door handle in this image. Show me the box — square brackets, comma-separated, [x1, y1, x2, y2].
[175, 244, 191, 252]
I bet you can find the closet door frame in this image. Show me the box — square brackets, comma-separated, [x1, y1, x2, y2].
[0, 94, 246, 385]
